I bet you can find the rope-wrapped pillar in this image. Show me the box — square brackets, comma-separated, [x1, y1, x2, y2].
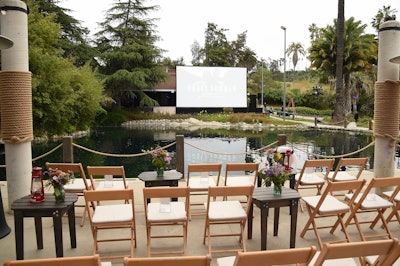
[374, 20, 400, 182]
[0, 0, 31, 212]
[373, 81, 400, 176]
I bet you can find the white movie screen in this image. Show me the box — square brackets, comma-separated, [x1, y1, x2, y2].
[176, 66, 247, 108]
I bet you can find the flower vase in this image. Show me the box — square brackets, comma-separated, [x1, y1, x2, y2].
[54, 186, 65, 203]
[156, 167, 164, 177]
[273, 183, 282, 196]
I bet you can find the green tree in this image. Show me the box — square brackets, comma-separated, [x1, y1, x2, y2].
[308, 17, 377, 117]
[371, 5, 397, 32]
[286, 42, 305, 71]
[201, 22, 231, 66]
[33, 0, 96, 67]
[94, 0, 167, 108]
[191, 40, 204, 66]
[28, 0, 106, 136]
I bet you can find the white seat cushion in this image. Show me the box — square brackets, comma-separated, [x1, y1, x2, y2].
[216, 255, 236, 266]
[92, 204, 132, 223]
[345, 193, 393, 209]
[64, 179, 86, 191]
[309, 251, 358, 266]
[225, 175, 253, 186]
[96, 180, 125, 190]
[207, 201, 246, 220]
[302, 195, 349, 214]
[383, 190, 400, 201]
[189, 177, 216, 190]
[147, 202, 187, 222]
[328, 171, 357, 181]
[296, 173, 325, 185]
[365, 255, 400, 266]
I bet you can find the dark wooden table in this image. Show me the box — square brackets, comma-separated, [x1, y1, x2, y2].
[248, 187, 300, 250]
[11, 193, 78, 260]
[138, 170, 183, 203]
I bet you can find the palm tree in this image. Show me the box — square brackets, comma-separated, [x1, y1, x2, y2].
[334, 0, 345, 122]
[286, 42, 305, 71]
[308, 17, 377, 117]
[371, 5, 397, 32]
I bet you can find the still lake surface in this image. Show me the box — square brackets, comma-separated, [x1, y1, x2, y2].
[7, 126, 381, 180]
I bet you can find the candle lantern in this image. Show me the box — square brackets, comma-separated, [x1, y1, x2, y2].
[30, 166, 45, 203]
[285, 150, 292, 171]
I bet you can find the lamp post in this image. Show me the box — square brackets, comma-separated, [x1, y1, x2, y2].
[261, 59, 264, 107]
[281, 26, 287, 121]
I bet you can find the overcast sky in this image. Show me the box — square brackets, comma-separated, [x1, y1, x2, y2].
[60, 0, 398, 69]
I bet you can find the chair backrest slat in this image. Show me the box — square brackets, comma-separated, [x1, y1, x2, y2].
[313, 239, 399, 266]
[4, 255, 101, 266]
[232, 246, 317, 266]
[124, 255, 212, 266]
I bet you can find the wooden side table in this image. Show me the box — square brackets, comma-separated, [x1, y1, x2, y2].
[138, 170, 183, 203]
[11, 193, 78, 260]
[248, 187, 300, 250]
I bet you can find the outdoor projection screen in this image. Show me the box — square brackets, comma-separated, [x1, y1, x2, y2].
[176, 66, 247, 108]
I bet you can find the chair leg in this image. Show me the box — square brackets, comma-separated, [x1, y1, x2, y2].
[183, 222, 188, 255]
[147, 225, 151, 257]
[80, 207, 86, 227]
[130, 228, 134, 258]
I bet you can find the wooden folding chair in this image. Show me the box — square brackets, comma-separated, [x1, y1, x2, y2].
[84, 189, 136, 259]
[87, 166, 128, 190]
[186, 163, 222, 219]
[343, 177, 400, 241]
[143, 186, 190, 257]
[223, 163, 259, 187]
[382, 189, 400, 225]
[300, 179, 365, 249]
[312, 238, 399, 266]
[45, 162, 92, 226]
[123, 255, 211, 266]
[327, 157, 368, 182]
[3, 254, 102, 266]
[216, 246, 317, 266]
[203, 185, 254, 255]
[375, 239, 400, 266]
[294, 159, 334, 211]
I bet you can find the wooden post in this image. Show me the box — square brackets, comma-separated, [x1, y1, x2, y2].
[176, 135, 184, 176]
[277, 134, 287, 146]
[62, 136, 73, 163]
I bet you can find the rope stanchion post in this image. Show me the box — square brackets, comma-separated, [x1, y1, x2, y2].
[277, 134, 287, 146]
[176, 135, 184, 177]
[63, 136, 73, 163]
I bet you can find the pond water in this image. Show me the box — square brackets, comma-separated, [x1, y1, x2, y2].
[0, 126, 381, 180]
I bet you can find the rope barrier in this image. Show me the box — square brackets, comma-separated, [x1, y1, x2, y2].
[183, 140, 279, 156]
[32, 143, 63, 162]
[26, 135, 376, 165]
[72, 141, 176, 158]
[287, 140, 376, 159]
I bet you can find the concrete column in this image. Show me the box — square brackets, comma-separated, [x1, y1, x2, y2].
[0, 0, 31, 212]
[374, 20, 400, 181]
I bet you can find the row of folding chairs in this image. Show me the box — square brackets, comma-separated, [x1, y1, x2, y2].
[300, 176, 400, 250]
[4, 238, 399, 266]
[217, 238, 400, 266]
[82, 184, 255, 259]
